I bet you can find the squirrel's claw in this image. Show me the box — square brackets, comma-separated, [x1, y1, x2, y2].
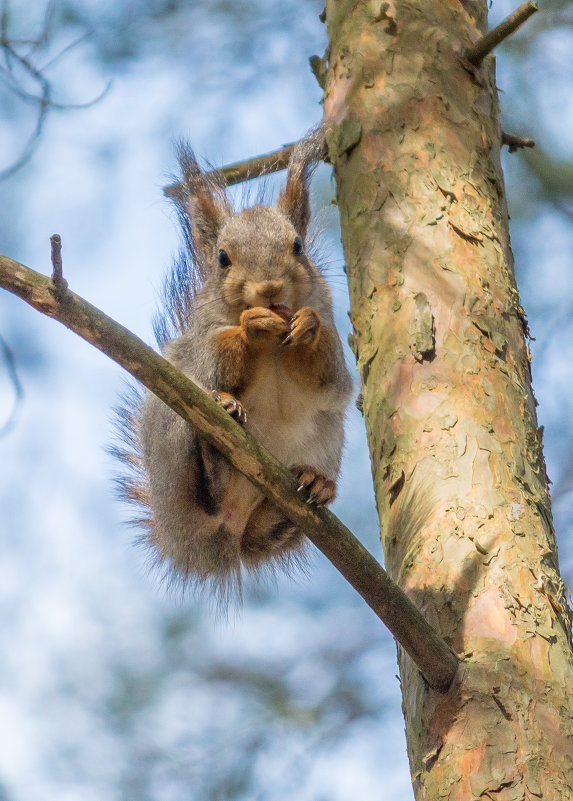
[209, 390, 247, 425]
[290, 465, 336, 506]
[282, 306, 320, 347]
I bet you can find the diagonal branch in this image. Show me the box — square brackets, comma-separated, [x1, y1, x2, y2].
[465, 1, 538, 66]
[0, 251, 459, 693]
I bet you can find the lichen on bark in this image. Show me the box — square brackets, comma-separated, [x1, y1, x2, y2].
[322, 0, 573, 797]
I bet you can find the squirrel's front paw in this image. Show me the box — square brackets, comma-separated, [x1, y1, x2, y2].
[240, 307, 290, 342]
[291, 464, 336, 505]
[209, 390, 247, 424]
[283, 306, 321, 347]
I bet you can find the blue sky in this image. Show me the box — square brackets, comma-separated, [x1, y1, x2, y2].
[0, 1, 572, 799]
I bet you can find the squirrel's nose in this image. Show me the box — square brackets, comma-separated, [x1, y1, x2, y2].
[254, 280, 284, 302]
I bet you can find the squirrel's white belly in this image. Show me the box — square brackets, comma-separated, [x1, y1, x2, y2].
[240, 357, 324, 467]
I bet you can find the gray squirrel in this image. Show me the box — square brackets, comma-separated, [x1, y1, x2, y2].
[113, 130, 353, 602]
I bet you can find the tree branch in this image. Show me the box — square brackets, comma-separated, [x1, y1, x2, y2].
[164, 142, 297, 196]
[465, 1, 538, 66]
[0, 251, 459, 693]
[501, 131, 535, 153]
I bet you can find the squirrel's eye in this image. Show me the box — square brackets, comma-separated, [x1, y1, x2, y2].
[218, 249, 231, 269]
[293, 236, 304, 256]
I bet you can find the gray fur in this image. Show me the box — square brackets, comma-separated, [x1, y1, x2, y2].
[114, 130, 353, 604]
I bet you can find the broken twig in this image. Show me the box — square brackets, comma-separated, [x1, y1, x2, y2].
[49, 234, 68, 298]
[502, 131, 535, 153]
[465, 1, 538, 66]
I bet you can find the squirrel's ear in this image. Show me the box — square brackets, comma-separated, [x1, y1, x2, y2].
[188, 190, 228, 260]
[276, 128, 326, 240]
[175, 143, 231, 268]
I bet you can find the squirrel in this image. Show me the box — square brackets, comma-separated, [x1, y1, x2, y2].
[113, 129, 353, 603]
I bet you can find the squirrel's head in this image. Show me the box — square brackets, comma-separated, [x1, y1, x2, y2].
[214, 205, 315, 313]
[177, 131, 325, 315]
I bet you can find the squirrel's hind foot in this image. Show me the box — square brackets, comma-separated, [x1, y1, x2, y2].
[240, 498, 305, 568]
[291, 465, 336, 505]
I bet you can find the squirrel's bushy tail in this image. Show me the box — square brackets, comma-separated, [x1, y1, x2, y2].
[110, 384, 245, 605]
[109, 383, 153, 535]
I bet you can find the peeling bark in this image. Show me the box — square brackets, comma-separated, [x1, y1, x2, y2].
[322, 0, 573, 798]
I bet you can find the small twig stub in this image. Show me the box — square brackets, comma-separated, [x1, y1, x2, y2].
[49, 233, 68, 298]
[502, 131, 535, 153]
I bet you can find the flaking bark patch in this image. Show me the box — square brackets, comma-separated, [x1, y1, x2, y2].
[411, 292, 435, 361]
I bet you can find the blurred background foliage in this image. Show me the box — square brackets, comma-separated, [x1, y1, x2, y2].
[0, 1, 572, 799]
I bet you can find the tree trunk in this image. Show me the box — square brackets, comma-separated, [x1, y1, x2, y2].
[322, 0, 573, 798]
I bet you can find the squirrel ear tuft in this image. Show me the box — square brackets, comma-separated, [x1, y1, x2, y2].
[188, 190, 227, 260]
[175, 142, 231, 271]
[276, 127, 326, 240]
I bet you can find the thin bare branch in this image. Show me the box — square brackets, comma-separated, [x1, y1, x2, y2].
[39, 31, 90, 72]
[465, 1, 538, 66]
[164, 142, 298, 196]
[0, 82, 50, 180]
[1, 43, 111, 110]
[0, 250, 459, 694]
[0, 331, 23, 436]
[0, 5, 109, 180]
[0, 0, 8, 43]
